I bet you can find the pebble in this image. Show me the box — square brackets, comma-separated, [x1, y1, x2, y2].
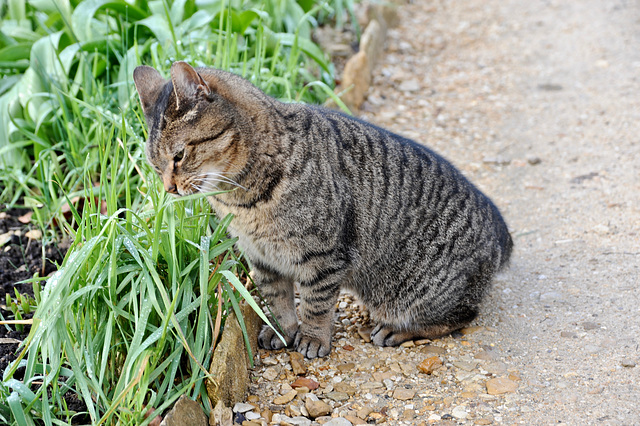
[392, 388, 416, 400]
[621, 359, 637, 368]
[582, 321, 600, 330]
[292, 377, 319, 390]
[305, 399, 332, 418]
[273, 390, 297, 405]
[345, 414, 367, 425]
[263, 367, 278, 381]
[326, 391, 349, 402]
[485, 378, 518, 395]
[398, 79, 421, 92]
[451, 405, 468, 419]
[245, 412, 260, 420]
[323, 418, 353, 426]
[290, 351, 307, 375]
[560, 331, 577, 338]
[337, 362, 355, 373]
[357, 326, 373, 343]
[271, 414, 311, 426]
[233, 403, 255, 413]
[417, 356, 443, 374]
[334, 383, 357, 395]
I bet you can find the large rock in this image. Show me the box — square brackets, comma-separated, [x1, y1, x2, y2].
[206, 302, 262, 406]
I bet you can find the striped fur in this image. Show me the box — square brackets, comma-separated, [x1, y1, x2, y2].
[133, 62, 513, 358]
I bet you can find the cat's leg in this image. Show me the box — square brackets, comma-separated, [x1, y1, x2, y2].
[294, 269, 344, 358]
[254, 265, 299, 350]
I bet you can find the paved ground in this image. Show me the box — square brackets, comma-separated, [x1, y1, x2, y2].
[239, 1, 640, 424]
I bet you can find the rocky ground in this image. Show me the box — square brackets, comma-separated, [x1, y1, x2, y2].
[233, 0, 640, 425]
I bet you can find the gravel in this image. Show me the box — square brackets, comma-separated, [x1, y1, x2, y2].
[240, 0, 640, 424]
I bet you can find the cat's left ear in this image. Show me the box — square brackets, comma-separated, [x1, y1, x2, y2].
[133, 65, 166, 116]
[170, 61, 211, 109]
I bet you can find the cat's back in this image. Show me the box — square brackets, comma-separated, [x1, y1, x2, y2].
[292, 105, 512, 271]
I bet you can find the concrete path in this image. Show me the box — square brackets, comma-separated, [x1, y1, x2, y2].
[361, 0, 639, 423]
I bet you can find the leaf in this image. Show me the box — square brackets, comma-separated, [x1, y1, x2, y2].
[71, 0, 148, 42]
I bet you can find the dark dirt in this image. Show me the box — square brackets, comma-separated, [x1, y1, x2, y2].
[0, 206, 67, 377]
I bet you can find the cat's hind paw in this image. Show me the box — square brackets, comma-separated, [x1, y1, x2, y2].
[294, 333, 331, 358]
[371, 324, 415, 347]
[258, 325, 294, 350]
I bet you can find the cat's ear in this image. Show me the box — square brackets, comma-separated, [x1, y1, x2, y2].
[133, 66, 166, 116]
[170, 61, 211, 109]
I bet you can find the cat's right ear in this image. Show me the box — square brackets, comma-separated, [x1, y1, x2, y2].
[133, 66, 166, 116]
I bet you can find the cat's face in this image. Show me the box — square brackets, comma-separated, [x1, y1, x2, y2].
[133, 62, 248, 196]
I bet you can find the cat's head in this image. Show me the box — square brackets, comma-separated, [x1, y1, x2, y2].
[133, 61, 251, 196]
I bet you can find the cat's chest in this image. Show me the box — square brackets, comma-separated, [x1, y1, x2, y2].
[207, 196, 302, 276]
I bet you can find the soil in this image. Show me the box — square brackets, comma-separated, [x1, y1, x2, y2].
[0, 207, 67, 377]
[237, 0, 640, 424]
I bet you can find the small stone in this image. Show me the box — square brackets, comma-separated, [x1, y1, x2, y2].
[305, 399, 332, 418]
[244, 412, 260, 420]
[334, 382, 357, 395]
[345, 414, 367, 425]
[356, 406, 373, 419]
[475, 419, 493, 425]
[460, 326, 484, 335]
[246, 395, 259, 403]
[486, 378, 518, 395]
[582, 321, 600, 330]
[400, 340, 415, 348]
[621, 359, 637, 368]
[342, 344, 355, 351]
[401, 409, 415, 421]
[357, 326, 373, 343]
[291, 377, 319, 390]
[526, 155, 542, 165]
[263, 367, 278, 381]
[417, 356, 442, 374]
[392, 388, 416, 400]
[261, 409, 273, 422]
[420, 345, 446, 354]
[25, 229, 42, 240]
[290, 352, 307, 375]
[326, 391, 349, 402]
[383, 378, 394, 390]
[398, 79, 421, 92]
[161, 395, 207, 426]
[453, 361, 477, 371]
[241, 421, 260, 426]
[461, 391, 476, 398]
[323, 418, 353, 426]
[337, 362, 355, 373]
[451, 406, 468, 419]
[273, 390, 297, 405]
[428, 413, 441, 421]
[560, 331, 577, 338]
[232, 403, 255, 413]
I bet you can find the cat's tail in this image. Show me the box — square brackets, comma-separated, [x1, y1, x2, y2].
[497, 230, 514, 271]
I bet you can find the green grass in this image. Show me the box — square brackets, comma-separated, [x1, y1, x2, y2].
[0, 0, 356, 423]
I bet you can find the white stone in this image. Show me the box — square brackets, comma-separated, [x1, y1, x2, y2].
[232, 403, 254, 413]
[452, 405, 468, 419]
[323, 418, 353, 426]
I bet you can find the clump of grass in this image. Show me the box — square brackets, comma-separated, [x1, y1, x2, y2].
[0, 0, 358, 423]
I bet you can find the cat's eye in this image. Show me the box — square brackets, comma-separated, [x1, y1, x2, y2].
[173, 150, 184, 163]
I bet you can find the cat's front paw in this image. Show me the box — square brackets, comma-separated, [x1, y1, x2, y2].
[294, 333, 331, 358]
[258, 325, 294, 350]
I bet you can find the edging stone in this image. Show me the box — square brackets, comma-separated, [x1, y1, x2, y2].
[206, 301, 262, 407]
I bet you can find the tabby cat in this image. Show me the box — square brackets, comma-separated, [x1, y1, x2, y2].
[133, 62, 513, 358]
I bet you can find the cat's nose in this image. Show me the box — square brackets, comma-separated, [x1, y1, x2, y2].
[164, 182, 178, 194]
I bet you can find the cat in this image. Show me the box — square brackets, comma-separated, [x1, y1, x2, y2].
[133, 61, 513, 359]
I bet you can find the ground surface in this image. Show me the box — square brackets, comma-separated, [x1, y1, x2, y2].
[240, 0, 640, 425]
